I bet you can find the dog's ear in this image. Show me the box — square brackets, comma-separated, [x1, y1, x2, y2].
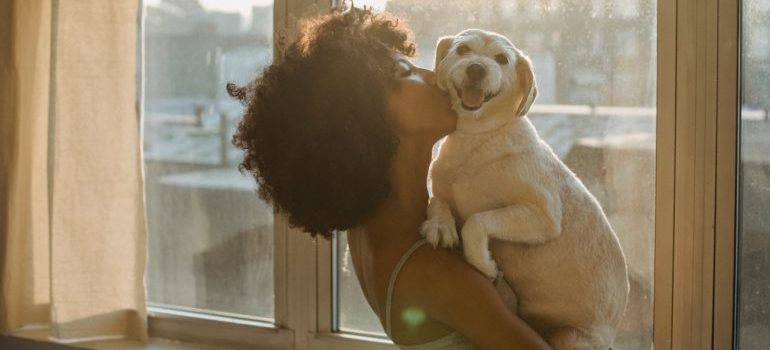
[434, 36, 454, 70]
[514, 53, 538, 117]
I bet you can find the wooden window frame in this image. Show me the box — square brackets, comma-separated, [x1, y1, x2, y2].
[654, 0, 739, 349]
[146, 0, 743, 349]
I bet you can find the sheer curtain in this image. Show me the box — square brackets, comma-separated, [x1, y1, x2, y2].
[0, 0, 147, 342]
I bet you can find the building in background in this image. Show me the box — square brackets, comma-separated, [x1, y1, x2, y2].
[143, 0, 275, 318]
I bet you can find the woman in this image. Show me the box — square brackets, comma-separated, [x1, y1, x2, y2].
[229, 8, 552, 350]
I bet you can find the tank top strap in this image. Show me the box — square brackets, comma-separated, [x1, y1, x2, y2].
[385, 239, 430, 338]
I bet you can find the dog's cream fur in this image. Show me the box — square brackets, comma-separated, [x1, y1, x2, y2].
[423, 29, 629, 350]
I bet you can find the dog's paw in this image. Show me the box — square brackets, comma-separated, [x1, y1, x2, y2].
[461, 218, 497, 279]
[420, 218, 459, 249]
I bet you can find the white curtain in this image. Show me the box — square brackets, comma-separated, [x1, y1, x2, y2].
[1, 0, 147, 342]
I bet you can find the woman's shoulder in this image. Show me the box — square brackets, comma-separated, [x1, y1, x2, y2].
[386, 244, 478, 344]
[396, 244, 500, 313]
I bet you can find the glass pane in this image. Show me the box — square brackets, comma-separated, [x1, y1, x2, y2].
[143, 0, 274, 319]
[337, 1, 656, 348]
[337, 232, 387, 335]
[736, 1, 770, 348]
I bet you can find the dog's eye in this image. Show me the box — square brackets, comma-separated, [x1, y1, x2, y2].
[456, 44, 470, 55]
[495, 54, 509, 65]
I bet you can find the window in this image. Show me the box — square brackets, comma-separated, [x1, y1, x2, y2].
[736, 0, 770, 348]
[334, 1, 656, 348]
[136, 0, 745, 349]
[336, 232, 387, 335]
[143, 0, 275, 320]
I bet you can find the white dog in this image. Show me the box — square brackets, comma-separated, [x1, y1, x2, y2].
[422, 29, 629, 350]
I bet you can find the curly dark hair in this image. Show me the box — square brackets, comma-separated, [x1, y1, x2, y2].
[228, 8, 416, 239]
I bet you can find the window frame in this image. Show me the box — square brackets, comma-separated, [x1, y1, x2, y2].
[652, 0, 739, 348]
[144, 0, 743, 349]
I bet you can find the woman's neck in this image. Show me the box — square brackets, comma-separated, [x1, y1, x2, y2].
[388, 137, 435, 218]
[354, 135, 437, 249]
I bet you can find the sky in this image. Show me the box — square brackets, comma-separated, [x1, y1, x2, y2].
[145, 0, 274, 20]
[144, 0, 389, 19]
[144, 0, 390, 34]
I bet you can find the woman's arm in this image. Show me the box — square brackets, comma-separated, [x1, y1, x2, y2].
[401, 247, 553, 350]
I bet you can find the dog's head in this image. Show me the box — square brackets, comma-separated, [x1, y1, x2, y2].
[434, 29, 537, 120]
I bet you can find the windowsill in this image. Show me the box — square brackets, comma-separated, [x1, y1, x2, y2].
[5, 329, 397, 350]
[4, 330, 219, 350]
[1, 306, 291, 350]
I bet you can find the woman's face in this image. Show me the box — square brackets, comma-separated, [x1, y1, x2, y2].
[386, 54, 458, 139]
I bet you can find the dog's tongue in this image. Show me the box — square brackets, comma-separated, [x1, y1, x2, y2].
[460, 87, 485, 109]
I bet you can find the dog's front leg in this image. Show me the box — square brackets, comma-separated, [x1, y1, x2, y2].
[420, 196, 459, 248]
[462, 201, 562, 279]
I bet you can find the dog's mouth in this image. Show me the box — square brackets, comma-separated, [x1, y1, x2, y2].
[454, 85, 499, 111]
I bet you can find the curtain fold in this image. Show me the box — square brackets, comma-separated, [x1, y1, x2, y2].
[1, 0, 147, 342]
[1, 0, 53, 332]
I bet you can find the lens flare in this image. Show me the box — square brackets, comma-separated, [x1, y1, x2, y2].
[401, 308, 426, 328]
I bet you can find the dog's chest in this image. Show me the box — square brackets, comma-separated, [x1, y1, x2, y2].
[431, 132, 530, 217]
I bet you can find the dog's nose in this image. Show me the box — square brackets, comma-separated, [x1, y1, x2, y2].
[466, 64, 487, 81]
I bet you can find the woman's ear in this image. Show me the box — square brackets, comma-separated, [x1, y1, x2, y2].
[434, 36, 454, 70]
[514, 53, 538, 117]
